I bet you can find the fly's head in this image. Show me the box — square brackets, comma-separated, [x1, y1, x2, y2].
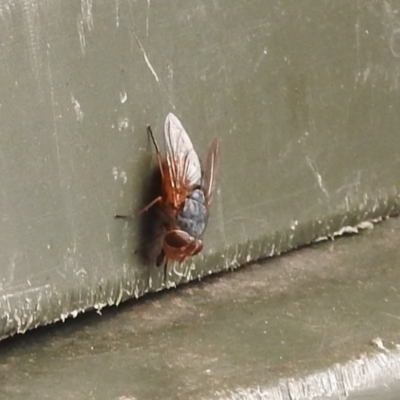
[162, 229, 203, 263]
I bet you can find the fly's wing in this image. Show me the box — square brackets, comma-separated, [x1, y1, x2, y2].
[202, 138, 220, 207]
[163, 113, 202, 208]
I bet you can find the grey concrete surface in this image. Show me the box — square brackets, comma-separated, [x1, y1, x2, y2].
[1, 0, 400, 339]
[1, 217, 400, 399]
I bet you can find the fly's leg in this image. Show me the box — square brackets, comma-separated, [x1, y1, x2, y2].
[114, 194, 162, 219]
[136, 196, 162, 215]
[115, 125, 164, 218]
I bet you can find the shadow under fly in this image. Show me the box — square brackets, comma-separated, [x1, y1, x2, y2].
[115, 134, 165, 276]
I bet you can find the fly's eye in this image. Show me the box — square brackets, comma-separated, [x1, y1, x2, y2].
[165, 231, 191, 248]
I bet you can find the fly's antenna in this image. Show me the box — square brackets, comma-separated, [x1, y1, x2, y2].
[147, 125, 161, 154]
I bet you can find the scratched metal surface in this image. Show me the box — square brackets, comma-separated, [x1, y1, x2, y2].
[0, 0, 400, 338]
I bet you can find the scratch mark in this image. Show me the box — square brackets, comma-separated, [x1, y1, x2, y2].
[253, 47, 268, 71]
[306, 156, 329, 198]
[130, 28, 176, 109]
[131, 28, 159, 81]
[389, 28, 400, 58]
[120, 170, 127, 184]
[382, 312, 400, 321]
[2, 284, 51, 300]
[71, 94, 84, 122]
[355, 14, 361, 85]
[77, 18, 86, 55]
[77, 0, 93, 56]
[115, 0, 119, 27]
[81, 0, 93, 31]
[22, 0, 42, 83]
[146, 0, 150, 36]
[119, 90, 127, 103]
[112, 166, 119, 180]
[46, 48, 63, 187]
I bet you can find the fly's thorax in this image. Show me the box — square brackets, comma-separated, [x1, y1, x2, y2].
[176, 189, 208, 238]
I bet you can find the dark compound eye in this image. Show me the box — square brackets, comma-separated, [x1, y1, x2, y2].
[165, 231, 191, 248]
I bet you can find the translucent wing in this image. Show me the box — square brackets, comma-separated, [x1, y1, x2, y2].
[202, 138, 220, 206]
[163, 113, 202, 209]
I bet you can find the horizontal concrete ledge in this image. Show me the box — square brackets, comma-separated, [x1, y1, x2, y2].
[219, 348, 400, 400]
[1, 217, 400, 399]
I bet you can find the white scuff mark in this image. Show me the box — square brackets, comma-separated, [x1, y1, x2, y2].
[1, 284, 51, 301]
[383, 1, 400, 58]
[77, 0, 93, 56]
[131, 28, 159, 82]
[345, 195, 350, 212]
[290, 220, 298, 231]
[71, 94, 84, 122]
[357, 220, 374, 230]
[0, 3, 12, 20]
[167, 64, 174, 82]
[45, 45, 64, 188]
[389, 28, 400, 58]
[253, 46, 268, 71]
[112, 167, 127, 183]
[112, 166, 119, 180]
[57, 307, 86, 325]
[77, 18, 86, 55]
[130, 28, 176, 109]
[355, 17, 361, 86]
[94, 302, 106, 315]
[362, 67, 371, 83]
[146, 0, 150, 36]
[371, 337, 388, 352]
[75, 267, 87, 277]
[268, 244, 275, 257]
[335, 225, 359, 235]
[22, 0, 42, 83]
[315, 218, 377, 243]
[119, 90, 127, 103]
[115, 0, 119, 27]
[306, 156, 329, 198]
[115, 286, 123, 306]
[120, 170, 127, 184]
[172, 263, 185, 278]
[118, 116, 129, 131]
[81, 0, 93, 31]
[14, 312, 22, 332]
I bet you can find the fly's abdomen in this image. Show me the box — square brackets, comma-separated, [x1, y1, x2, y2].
[177, 189, 208, 238]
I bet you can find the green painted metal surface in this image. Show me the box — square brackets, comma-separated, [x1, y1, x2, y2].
[0, 0, 400, 338]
